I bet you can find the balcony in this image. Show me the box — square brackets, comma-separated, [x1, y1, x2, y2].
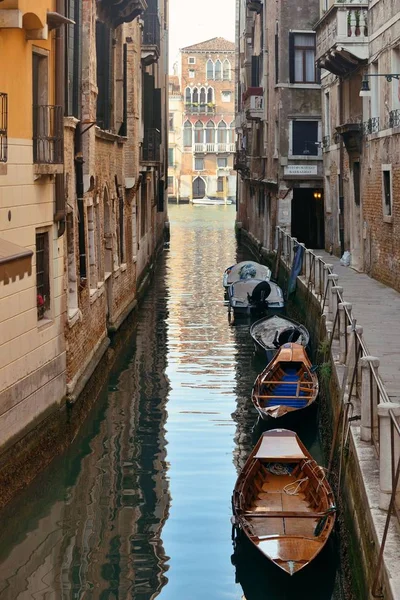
[142, 128, 161, 163]
[185, 103, 216, 116]
[0, 93, 7, 163]
[315, 2, 368, 75]
[234, 149, 249, 174]
[97, 0, 146, 27]
[141, 13, 160, 65]
[244, 92, 264, 121]
[33, 105, 63, 171]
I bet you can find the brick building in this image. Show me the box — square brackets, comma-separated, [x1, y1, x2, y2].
[316, 0, 400, 289]
[169, 37, 236, 204]
[235, 0, 323, 250]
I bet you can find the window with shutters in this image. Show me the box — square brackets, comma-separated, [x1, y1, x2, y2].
[251, 55, 260, 87]
[65, 0, 81, 118]
[96, 20, 113, 130]
[36, 231, 50, 321]
[289, 32, 316, 84]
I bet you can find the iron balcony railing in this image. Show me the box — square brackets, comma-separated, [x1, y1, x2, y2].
[0, 92, 8, 163]
[143, 12, 160, 51]
[185, 103, 216, 115]
[142, 128, 161, 162]
[33, 105, 63, 164]
[389, 109, 400, 129]
[362, 117, 380, 136]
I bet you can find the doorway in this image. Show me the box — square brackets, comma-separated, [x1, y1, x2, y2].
[291, 188, 325, 249]
[192, 176, 206, 199]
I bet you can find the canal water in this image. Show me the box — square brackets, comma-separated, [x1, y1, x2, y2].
[0, 205, 348, 599]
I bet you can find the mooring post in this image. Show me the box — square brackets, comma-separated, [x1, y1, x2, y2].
[338, 302, 352, 364]
[377, 403, 400, 510]
[327, 274, 339, 321]
[359, 356, 380, 442]
[322, 264, 333, 312]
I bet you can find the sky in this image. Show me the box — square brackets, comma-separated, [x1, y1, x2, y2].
[168, 0, 236, 72]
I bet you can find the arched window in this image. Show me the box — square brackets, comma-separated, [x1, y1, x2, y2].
[206, 120, 215, 143]
[206, 59, 214, 80]
[194, 120, 204, 143]
[215, 59, 222, 80]
[229, 123, 236, 144]
[200, 87, 206, 104]
[223, 59, 231, 80]
[185, 87, 191, 103]
[207, 87, 214, 103]
[192, 87, 199, 104]
[217, 120, 227, 144]
[183, 120, 192, 147]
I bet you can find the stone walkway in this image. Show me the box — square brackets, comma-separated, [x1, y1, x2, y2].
[316, 251, 400, 403]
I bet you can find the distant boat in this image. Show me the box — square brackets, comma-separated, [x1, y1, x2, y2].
[227, 278, 284, 316]
[223, 261, 272, 290]
[252, 343, 318, 421]
[250, 314, 310, 362]
[232, 429, 336, 576]
[193, 197, 232, 205]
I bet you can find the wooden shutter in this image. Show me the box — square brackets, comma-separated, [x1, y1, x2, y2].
[289, 32, 295, 83]
[251, 55, 259, 86]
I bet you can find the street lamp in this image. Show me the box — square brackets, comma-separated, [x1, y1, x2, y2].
[359, 73, 400, 97]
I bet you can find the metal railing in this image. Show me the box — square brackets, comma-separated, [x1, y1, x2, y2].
[185, 103, 216, 115]
[142, 128, 161, 162]
[362, 117, 380, 136]
[275, 226, 400, 595]
[389, 109, 400, 128]
[33, 105, 63, 164]
[0, 92, 7, 163]
[142, 12, 160, 50]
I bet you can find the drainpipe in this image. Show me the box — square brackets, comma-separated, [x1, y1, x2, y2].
[75, 124, 86, 279]
[338, 76, 345, 255]
[55, 0, 66, 237]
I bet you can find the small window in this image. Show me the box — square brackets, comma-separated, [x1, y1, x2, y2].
[168, 176, 173, 189]
[222, 91, 231, 103]
[217, 176, 224, 192]
[36, 231, 50, 320]
[188, 56, 196, 64]
[168, 147, 174, 165]
[217, 157, 227, 168]
[183, 121, 192, 147]
[189, 69, 195, 79]
[169, 112, 174, 130]
[195, 157, 204, 171]
[291, 120, 319, 156]
[382, 166, 393, 218]
[289, 32, 316, 83]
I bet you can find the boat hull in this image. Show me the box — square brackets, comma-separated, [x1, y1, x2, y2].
[250, 315, 310, 360]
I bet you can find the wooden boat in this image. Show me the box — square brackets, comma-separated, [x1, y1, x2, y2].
[232, 429, 336, 575]
[223, 261, 271, 290]
[227, 278, 284, 316]
[250, 314, 310, 362]
[252, 343, 318, 421]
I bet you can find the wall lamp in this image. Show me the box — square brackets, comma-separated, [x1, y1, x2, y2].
[359, 73, 400, 97]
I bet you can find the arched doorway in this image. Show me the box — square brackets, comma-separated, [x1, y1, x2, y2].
[192, 177, 206, 199]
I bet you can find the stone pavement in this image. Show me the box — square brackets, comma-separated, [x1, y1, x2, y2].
[316, 250, 400, 403]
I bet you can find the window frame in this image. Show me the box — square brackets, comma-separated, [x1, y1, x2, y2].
[289, 31, 317, 84]
[194, 157, 204, 171]
[382, 164, 393, 222]
[188, 56, 196, 64]
[289, 119, 321, 157]
[36, 230, 51, 321]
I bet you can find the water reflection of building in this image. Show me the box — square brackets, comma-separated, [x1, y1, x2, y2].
[0, 257, 171, 599]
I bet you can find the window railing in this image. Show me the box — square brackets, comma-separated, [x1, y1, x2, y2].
[389, 109, 400, 129]
[142, 128, 161, 162]
[33, 105, 63, 164]
[143, 12, 160, 51]
[0, 92, 8, 163]
[185, 103, 216, 115]
[362, 117, 380, 136]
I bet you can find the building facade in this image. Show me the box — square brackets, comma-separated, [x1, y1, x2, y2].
[316, 0, 400, 288]
[0, 0, 66, 456]
[168, 37, 236, 204]
[167, 75, 183, 202]
[236, 0, 323, 250]
[0, 0, 169, 499]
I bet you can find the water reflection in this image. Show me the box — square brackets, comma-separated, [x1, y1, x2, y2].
[0, 204, 345, 600]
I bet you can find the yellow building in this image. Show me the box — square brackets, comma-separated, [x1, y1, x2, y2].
[0, 1, 66, 463]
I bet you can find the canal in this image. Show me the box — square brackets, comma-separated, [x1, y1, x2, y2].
[0, 205, 350, 599]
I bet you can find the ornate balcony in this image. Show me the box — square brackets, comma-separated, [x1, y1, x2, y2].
[315, 1, 368, 76]
[97, 0, 146, 27]
[33, 105, 63, 165]
[184, 103, 216, 116]
[234, 149, 249, 174]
